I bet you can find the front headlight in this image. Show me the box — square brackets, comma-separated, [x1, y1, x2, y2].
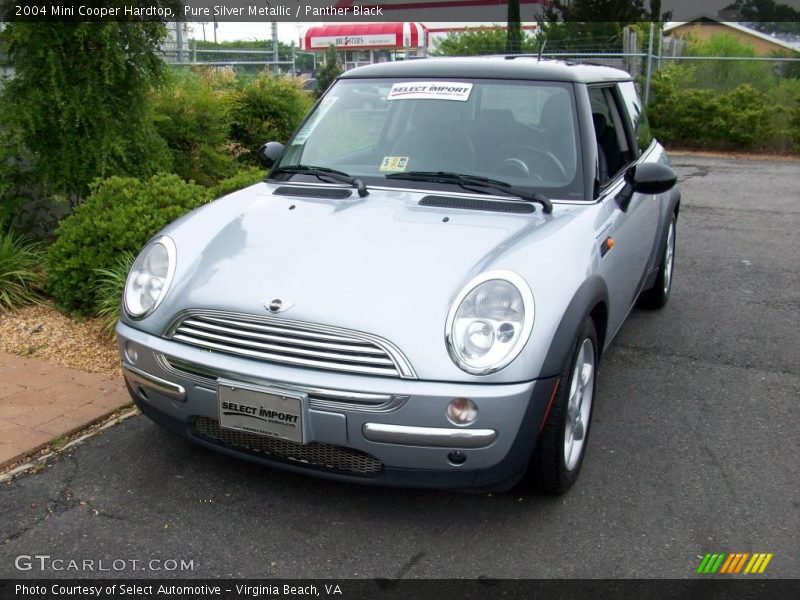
[123, 236, 177, 319]
[445, 271, 534, 375]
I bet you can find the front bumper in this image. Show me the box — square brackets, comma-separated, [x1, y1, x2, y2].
[117, 322, 557, 490]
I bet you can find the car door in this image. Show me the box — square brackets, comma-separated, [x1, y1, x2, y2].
[590, 84, 661, 338]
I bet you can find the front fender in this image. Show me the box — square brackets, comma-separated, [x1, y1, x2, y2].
[538, 275, 609, 378]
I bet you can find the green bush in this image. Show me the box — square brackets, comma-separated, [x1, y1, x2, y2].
[46, 173, 209, 312]
[230, 73, 313, 164]
[718, 84, 774, 149]
[209, 167, 264, 198]
[152, 70, 237, 187]
[649, 66, 776, 151]
[791, 94, 800, 152]
[0, 229, 45, 311]
[94, 251, 134, 334]
[46, 169, 266, 313]
[684, 33, 776, 93]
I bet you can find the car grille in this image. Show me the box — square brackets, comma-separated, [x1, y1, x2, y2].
[194, 416, 383, 476]
[166, 311, 415, 379]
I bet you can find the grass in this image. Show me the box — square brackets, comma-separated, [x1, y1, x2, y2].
[93, 251, 134, 335]
[0, 229, 45, 312]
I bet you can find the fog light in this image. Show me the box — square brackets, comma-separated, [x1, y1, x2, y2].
[447, 397, 477, 426]
[124, 341, 139, 364]
[448, 451, 467, 465]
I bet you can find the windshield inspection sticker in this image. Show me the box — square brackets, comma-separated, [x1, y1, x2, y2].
[379, 156, 410, 172]
[387, 82, 473, 102]
[293, 96, 337, 144]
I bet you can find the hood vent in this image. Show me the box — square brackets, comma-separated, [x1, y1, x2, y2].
[274, 186, 352, 199]
[419, 195, 535, 214]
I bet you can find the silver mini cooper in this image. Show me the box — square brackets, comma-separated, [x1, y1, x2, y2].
[117, 57, 679, 493]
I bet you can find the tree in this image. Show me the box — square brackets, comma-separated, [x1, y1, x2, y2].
[537, 0, 670, 52]
[432, 27, 539, 56]
[506, 0, 523, 54]
[725, 0, 800, 35]
[0, 23, 170, 203]
[315, 45, 341, 98]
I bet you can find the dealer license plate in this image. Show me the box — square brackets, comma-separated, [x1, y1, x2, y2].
[217, 381, 305, 444]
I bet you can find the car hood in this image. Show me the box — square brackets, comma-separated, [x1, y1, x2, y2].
[141, 182, 589, 382]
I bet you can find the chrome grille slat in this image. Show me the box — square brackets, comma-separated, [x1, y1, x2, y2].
[180, 318, 387, 355]
[167, 311, 415, 379]
[194, 416, 382, 475]
[176, 326, 396, 366]
[199, 315, 362, 344]
[171, 334, 399, 376]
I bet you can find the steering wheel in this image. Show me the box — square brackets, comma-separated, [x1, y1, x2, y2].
[494, 144, 568, 181]
[389, 129, 477, 173]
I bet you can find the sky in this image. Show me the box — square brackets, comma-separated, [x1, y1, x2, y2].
[186, 22, 319, 45]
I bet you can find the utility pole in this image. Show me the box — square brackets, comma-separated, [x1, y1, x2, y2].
[644, 22, 654, 104]
[272, 21, 279, 74]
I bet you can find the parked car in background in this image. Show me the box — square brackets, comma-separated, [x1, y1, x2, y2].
[117, 57, 679, 493]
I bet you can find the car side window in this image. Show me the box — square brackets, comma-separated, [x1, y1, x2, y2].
[588, 86, 635, 187]
[618, 81, 653, 155]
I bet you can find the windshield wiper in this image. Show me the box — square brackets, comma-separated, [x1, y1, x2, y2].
[270, 165, 368, 197]
[386, 171, 552, 213]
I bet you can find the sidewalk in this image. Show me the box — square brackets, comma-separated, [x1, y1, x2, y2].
[0, 352, 131, 469]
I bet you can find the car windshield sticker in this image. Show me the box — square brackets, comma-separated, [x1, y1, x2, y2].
[379, 156, 410, 172]
[293, 96, 337, 143]
[387, 82, 473, 102]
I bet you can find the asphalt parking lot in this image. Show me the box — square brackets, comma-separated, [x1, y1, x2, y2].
[1, 155, 798, 579]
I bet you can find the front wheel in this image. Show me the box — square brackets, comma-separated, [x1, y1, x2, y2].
[639, 215, 676, 309]
[528, 317, 599, 494]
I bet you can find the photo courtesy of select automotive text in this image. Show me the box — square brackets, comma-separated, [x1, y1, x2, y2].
[0, 0, 798, 598]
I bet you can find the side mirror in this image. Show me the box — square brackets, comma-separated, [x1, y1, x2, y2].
[617, 163, 677, 211]
[258, 142, 285, 169]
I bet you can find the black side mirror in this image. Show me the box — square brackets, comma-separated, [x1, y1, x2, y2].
[258, 142, 285, 169]
[617, 163, 677, 211]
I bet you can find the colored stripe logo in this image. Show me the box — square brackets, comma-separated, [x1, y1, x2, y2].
[696, 552, 773, 574]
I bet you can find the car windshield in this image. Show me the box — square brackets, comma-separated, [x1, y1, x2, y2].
[275, 78, 584, 199]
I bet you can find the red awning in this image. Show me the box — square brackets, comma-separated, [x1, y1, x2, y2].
[304, 23, 427, 51]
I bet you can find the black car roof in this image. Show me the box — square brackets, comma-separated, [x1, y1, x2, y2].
[339, 56, 632, 83]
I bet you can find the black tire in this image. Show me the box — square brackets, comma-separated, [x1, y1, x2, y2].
[639, 215, 676, 309]
[527, 317, 599, 495]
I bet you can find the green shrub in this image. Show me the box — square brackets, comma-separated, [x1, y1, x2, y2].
[94, 251, 134, 334]
[791, 94, 800, 152]
[209, 167, 264, 198]
[152, 70, 237, 187]
[46, 173, 209, 312]
[0, 23, 171, 200]
[0, 229, 45, 311]
[649, 66, 777, 151]
[47, 168, 267, 313]
[718, 84, 773, 149]
[230, 73, 313, 164]
[685, 33, 776, 93]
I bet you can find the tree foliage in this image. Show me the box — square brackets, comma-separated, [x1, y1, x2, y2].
[231, 73, 313, 163]
[432, 27, 539, 56]
[537, 0, 669, 51]
[151, 69, 237, 186]
[506, 0, 523, 54]
[315, 45, 342, 98]
[725, 0, 800, 35]
[0, 23, 170, 201]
